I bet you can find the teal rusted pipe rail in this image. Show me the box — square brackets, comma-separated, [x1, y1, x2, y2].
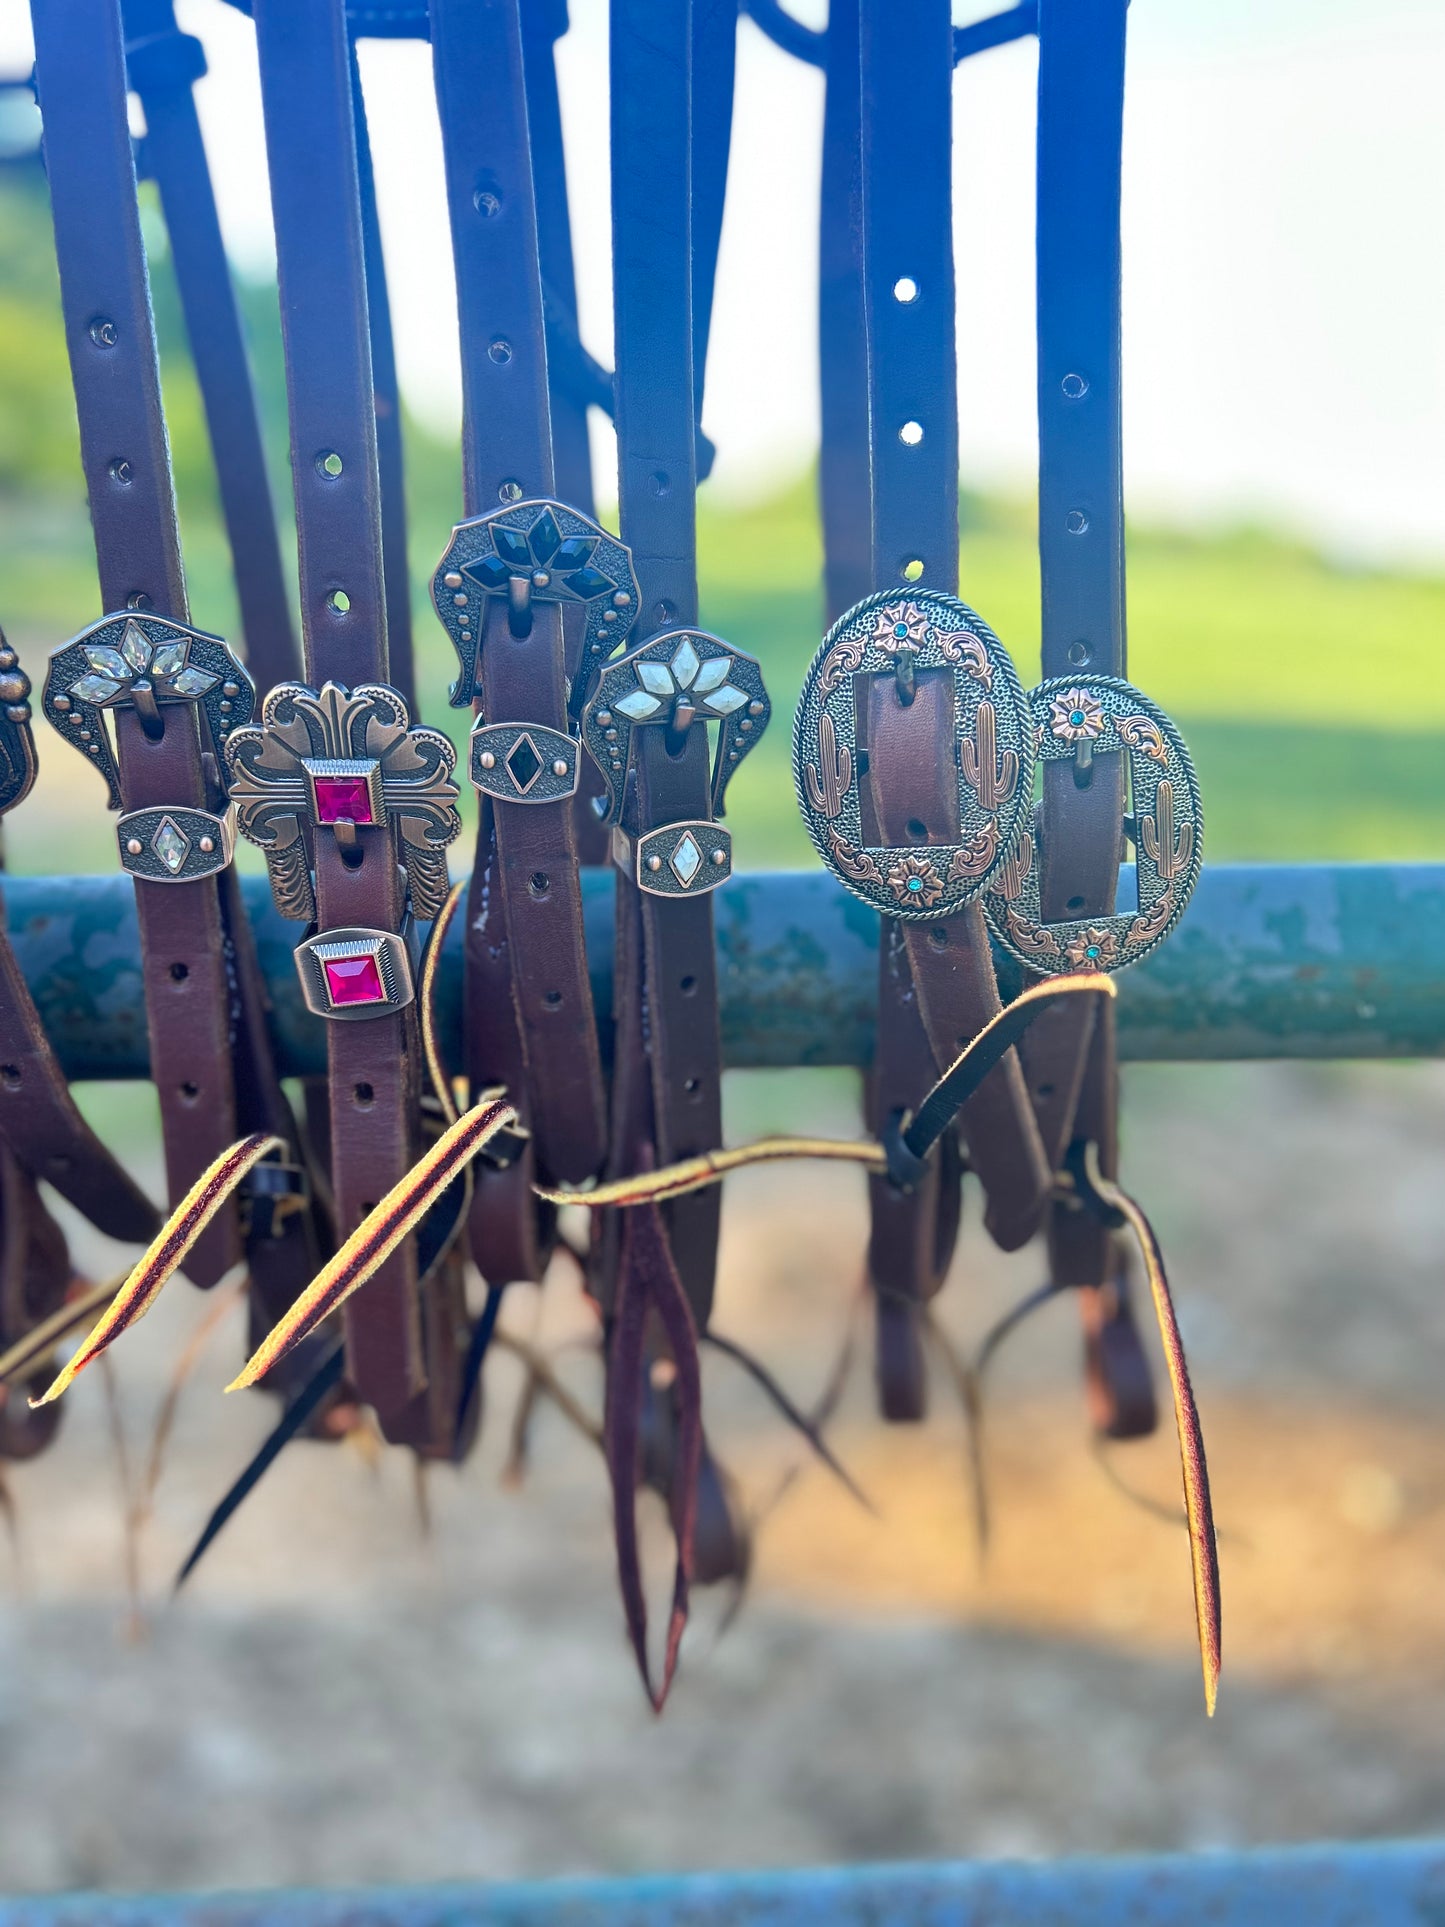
[3, 862, 1440, 1082]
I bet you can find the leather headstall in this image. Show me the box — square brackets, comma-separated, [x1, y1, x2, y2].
[800, 0, 1050, 1420]
[32, 0, 321, 1353]
[235, 0, 466, 1450]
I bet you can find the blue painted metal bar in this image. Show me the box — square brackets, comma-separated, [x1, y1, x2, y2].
[5, 1839, 1445, 1924]
[2, 863, 1441, 1082]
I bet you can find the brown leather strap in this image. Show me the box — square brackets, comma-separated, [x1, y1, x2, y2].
[32, 0, 247, 1286]
[606, 0, 725, 1330]
[429, 0, 608, 1241]
[1022, 0, 1153, 1435]
[253, 0, 424, 1429]
[122, 0, 300, 697]
[351, 48, 416, 719]
[863, 675, 1050, 1252]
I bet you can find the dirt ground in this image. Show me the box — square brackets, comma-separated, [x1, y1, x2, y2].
[0, 1057, 1443, 1895]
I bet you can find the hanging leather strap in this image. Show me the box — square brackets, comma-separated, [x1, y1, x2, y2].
[1021, 0, 1153, 1434]
[853, 0, 1049, 1413]
[0, 656, 157, 1248]
[252, 0, 424, 1427]
[818, 0, 870, 626]
[121, 0, 299, 697]
[351, 47, 416, 718]
[428, 0, 608, 1265]
[33, 0, 260, 1289]
[523, 0, 593, 521]
[606, 0, 723, 1329]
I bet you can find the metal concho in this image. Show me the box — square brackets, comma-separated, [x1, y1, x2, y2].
[43, 612, 254, 813]
[581, 629, 770, 824]
[792, 590, 1033, 921]
[430, 498, 641, 709]
[225, 681, 461, 923]
[984, 675, 1204, 975]
[117, 805, 235, 883]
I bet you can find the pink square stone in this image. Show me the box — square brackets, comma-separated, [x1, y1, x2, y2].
[314, 774, 375, 825]
[323, 953, 385, 1007]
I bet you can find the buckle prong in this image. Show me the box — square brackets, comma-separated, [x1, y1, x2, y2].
[506, 574, 534, 639]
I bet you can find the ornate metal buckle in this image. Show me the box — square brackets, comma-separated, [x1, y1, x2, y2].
[792, 590, 1034, 921]
[293, 927, 416, 1022]
[117, 804, 235, 882]
[224, 681, 461, 923]
[984, 675, 1204, 974]
[0, 631, 38, 818]
[42, 612, 254, 811]
[430, 498, 641, 708]
[581, 628, 770, 825]
[470, 721, 579, 803]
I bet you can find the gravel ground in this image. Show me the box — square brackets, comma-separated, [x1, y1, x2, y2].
[0, 1059, 1442, 1894]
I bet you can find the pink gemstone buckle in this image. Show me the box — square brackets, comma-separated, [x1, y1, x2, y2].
[322, 952, 385, 1006]
[295, 927, 415, 1023]
[313, 774, 375, 825]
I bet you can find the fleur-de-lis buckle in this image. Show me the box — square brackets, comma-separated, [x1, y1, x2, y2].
[430, 499, 641, 708]
[42, 613, 255, 812]
[792, 589, 1033, 922]
[225, 681, 461, 923]
[983, 675, 1204, 975]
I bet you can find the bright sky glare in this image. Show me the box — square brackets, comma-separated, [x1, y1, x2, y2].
[5, 1, 1443, 564]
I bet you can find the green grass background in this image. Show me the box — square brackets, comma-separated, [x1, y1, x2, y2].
[2, 171, 1441, 876]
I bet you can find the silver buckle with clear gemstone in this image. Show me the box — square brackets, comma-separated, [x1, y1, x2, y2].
[43, 612, 255, 814]
[117, 804, 236, 883]
[470, 721, 579, 803]
[615, 820, 733, 898]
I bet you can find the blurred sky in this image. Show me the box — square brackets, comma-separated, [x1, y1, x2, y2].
[5, 0, 1444, 564]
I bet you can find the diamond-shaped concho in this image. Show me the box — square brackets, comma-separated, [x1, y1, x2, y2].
[151, 815, 190, 875]
[670, 831, 703, 887]
[505, 733, 543, 793]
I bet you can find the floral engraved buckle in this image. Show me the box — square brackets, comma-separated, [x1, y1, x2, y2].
[294, 927, 416, 1021]
[43, 613, 255, 812]
[224, 681, 461, 923]
[792, 590, 1033, 921]
[613, 821, 733, 898]
[117, 805, 235, 883]
[581, 629, 770, 825]
[983, 675, 1204, 975]
[431, 499, 641, 708]
[471, 722, 579, 803]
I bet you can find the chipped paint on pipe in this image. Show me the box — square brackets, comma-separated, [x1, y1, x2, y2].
[2, 863, 1440, 1082]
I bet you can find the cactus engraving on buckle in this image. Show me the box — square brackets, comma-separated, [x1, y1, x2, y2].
[792, 590, 1034, 921]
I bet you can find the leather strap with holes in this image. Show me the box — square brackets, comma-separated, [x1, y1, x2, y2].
[853, 0, 1050, 1415]
[1020, 0, 1153, 1434]
[121, 0, 300, 699]
[603, 0, 725, 1331]
[32, 0, 287, 1291]
[252, 0, 428, 1430]
[428, 0, 608, 1284]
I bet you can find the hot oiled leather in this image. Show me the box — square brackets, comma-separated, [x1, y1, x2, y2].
[1019, 0, 1155, 1436]
[121, 0, 299, 698]
[253, 0, 434, 1433]
[429, 0, 608, 1282]
[32, 0, 307, 1291]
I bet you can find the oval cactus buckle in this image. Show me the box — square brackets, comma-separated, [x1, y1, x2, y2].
[792, 590, 1034, 921]
[984, 675, 1204, 975]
